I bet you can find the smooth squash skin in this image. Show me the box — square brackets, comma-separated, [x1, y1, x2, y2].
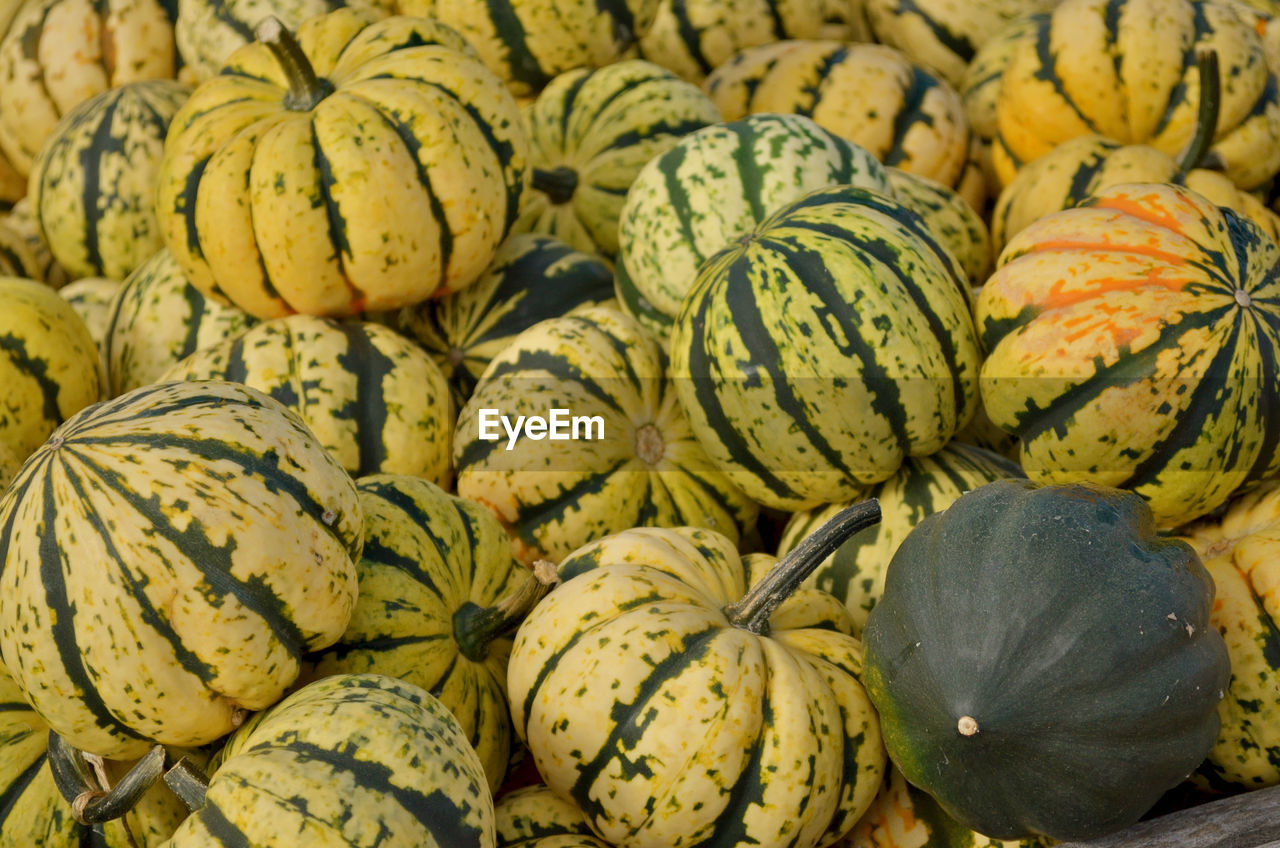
[495, 784, 607, 847]
[862, 479, 1230, 842]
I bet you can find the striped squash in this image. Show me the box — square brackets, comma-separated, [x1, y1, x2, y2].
[59, 277, 122, 356]
[993, 0, 1280, 190]
[29, 79, 191, 281]
[777, 442, 1024, 634]
[0, 0, 21, 205]
[514, 59, 722, 259]
[885, 168, 991, 285]
[156, 9, 528, 319]
[507, 508, 887, 848]
[0, 213, 41, 280]
[393, 233, 616, 405]
[0, 0, 178, 178]
[495, 784, 606, 847]
[704, 40, 985, 211]
[304, 473, 551, 793]
[454, 306, 759, 565]
[159, 315, 454, 484]
[2, 196, 70, 288]
[670, 185, 981, 510]
[0, 379, 364, 758]
[617, 113, 893, 338]
[165, 673, 496, 847]
[977, 181, 1280, 527]
[0, 277, 103, 486]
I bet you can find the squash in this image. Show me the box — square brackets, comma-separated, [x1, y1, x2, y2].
[29, 79, 191, 281]
[885, 168, 992, 285]
[862, 478, 1230, 841]
[155, 9, 529, 319]
[59, 277, 122, 356]
[2, 196, 70, 287]
[454, 305, 759, 565]
[158, 315, 454, 483]
[514, 59, 722, 259]
[777, 442, 1023, 635]
[0, 0, 178, 178]
[507, 502, 887, 848]
[0, 0, 21, 206]
[1176, 478, 1280, 790]
[0, 379, 364, 758]
[495, 784, 606, 847]
[992, 0, 1280, 191]
[976, 181, 1280, 527]
[0, 212, 42, 280]
[163, 673, 496, 847]
[669, 184, 980, 510]
[304, 474, 555, 793]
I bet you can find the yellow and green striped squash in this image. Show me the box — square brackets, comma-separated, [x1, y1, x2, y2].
[1176, 479, 1280, 791]
[507, 519, 887, 848]
[156, 9, 529, 319]
[0, 213, 41, 281]
[885, 168, 992, 285]
[495, 784, 606, 847]
[2, 196, 70, 288]
[454, 305, 759, 566]
[977, 181, 1280, 528]
[616, 113, 893, 339]
[777, 442, 1024, 635]
[992, 0, 1280, 191]
[164, 673, 496, 847]
[704, 40, 985, 211]
[0, 276, 103, 488]
[59, 277, 122, 357]
[0, 379, 364, 759]
[158, 315, 454, 484]
[103, 247, 257, 397]
[304, 473, 542, 794]
[0, 0, 178, 179]
[29, 79, 191, 282]
[393, 233, 616, 406]
[670, 185, 981, 511]
[514, 59, 722, 259]
[0, 0, 22, 205]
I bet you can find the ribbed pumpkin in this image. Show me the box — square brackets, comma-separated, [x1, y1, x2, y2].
[777, 442, 1023, 634]
[155, 9, 529, 319]
[616, 113, 893, 338]
[28, 79, 191, 281]
[163, 673, 496, 847]
[514, 59, 722, 259]
[993, 0, 1280, 190]
[507, 505, 887, 848]
[1176, 478, 1280, 790]
[392, 233, 616, 405]
[977, 181, 1280, 527]
[0, 379, 364, 759]
[670, 185, 981, 510]
[304, 473, 552, 793]
[495, 784, 605, 847]
[455, 306, 759, 565]
[159, 315, 454, 483]
[0, 0, 178, 178]
[704, 40, 984, 211]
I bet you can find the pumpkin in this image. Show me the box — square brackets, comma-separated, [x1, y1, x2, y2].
[1175, 478, 1280, 790]
[158, 315, 454, 483]
[992, 0, 1280, 191]
[454, 305, 759, 565]
[507, 502, 887, 848]
[495, 784, 606, 847]
[616, 113, 893, 339]
[155, 9, 529, 319]
[514, 59, 722, 259]
[777, 442, 1023, 635]
[163, 673, 496, 847]
[704, 40, 984, 211]
[304, 474, 555, 793]
[669, 184, 981, 510]
[976, 181, 1280, 527]
[0, 379, 363, 758]
[0, 0, 178, 178]
[2, 196, 70, 287]
[28, 79, 191, 281]
[862, 478, 1231, 841]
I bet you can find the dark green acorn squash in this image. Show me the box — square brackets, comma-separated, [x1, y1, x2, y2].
[861, 478, 1231, 842]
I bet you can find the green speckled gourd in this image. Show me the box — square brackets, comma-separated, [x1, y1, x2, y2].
[59, 277, 122, 357]
[885, 168, 992, 285]
[2, 197, 71, 288]
[495, 784, 607, 847]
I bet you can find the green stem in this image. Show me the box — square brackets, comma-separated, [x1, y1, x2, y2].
[532, 166, 579, 205]
[47, 733, 167, 825]
[256, 16, 334, 111]
[1177, 49, 1222, 173]
[453, 560, 559, 662]
[724, 498, 881, 635]
[163, 756, 211, 812]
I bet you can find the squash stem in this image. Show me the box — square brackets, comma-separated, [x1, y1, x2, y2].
[532, 166, 580, 204]
[47, 733, 167, 825]
[454, 560, 560, 662]
[724, 499, 881, 634]
[1177, 49, 1221, 173]
[256, 16, 334, 111]
[163, 756, 211, 812]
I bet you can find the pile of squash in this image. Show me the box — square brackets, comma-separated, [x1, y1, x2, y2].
[0, 0, 1278, 844]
